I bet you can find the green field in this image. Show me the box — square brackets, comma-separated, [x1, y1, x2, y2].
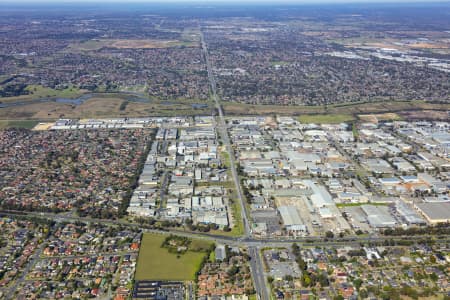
[26, 85, 84, 98]
[0, 119, 40, 129]
[223, 100, 450, 118]
[298, 114, 355, 124]
[221, 151, 231, 169]
[229, 194, 245, 237]
[352, 124, 359, 140]
[67, 39, 197, 52]
[0, 84, 86, 103]
[135, 233, 210, 281]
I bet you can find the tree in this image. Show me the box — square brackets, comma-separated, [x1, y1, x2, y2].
[325, 231, 334, 239]
[208, 223, 218, 230]
[359, 289, 368, 299]
[296, 257, 307, 271]
[318, 272, 329, 287]
[227, 265, 239, 277]
[430, 255, 436, 264]
[302, 273, 311, 287]
[353, 278, 363, 291]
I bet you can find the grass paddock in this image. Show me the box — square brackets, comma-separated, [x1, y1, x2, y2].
[134, 233, 210, 281]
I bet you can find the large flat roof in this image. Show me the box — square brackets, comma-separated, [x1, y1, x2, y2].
[361, 205, 397, 227]
[416, 202, 450, 221]
[278, 205, 303, 226]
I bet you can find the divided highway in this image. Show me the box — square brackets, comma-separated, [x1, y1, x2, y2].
[202, 30, 270, 300]
[200, 31, 251, 238]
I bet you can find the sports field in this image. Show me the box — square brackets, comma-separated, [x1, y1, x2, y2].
[134, 233, 210, 281]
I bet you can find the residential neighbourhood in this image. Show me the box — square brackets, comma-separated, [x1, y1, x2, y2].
[0, 217, 139, 300]
[264, 242, 450, 299]
[0, 127, 152, 219]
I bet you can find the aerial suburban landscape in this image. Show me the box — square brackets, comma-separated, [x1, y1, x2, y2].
[0, 1, 449, 300]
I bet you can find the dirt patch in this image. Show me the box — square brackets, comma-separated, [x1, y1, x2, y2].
[223, 101, 450, 117]
[364, 42, 403, 50]
[398, 110, 449, 121]
[111, 39, 182, 49]
[409, 42, 448, 49]
[358, 113, 401, 123]
[68, 39, 195, 51]
[32, 122, 55, 130]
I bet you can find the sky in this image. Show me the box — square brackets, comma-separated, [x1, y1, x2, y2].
[2, 0, 449, 8]
[3, 0, 449, 3]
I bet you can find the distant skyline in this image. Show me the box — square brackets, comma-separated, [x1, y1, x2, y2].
[2, 0, 450, 3]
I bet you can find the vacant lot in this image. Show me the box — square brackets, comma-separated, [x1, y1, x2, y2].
[0, 98, 447, 121]
[399, 109, 450, 121]
[68, 39, 197, 51]
[0, 119, 39, 129]
[0, 85, 86, 103]
[358, 113, 402, 123]
[223, 100, 450, 117]
[298, 114, 355, 124]
[135, 233, 210, 281]
[0, 96, 211, 119]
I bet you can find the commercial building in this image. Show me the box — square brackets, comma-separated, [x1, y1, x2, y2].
[361, 205, 397, 228]
[278, 206, 307, 233]
[414, 202, 450, 224]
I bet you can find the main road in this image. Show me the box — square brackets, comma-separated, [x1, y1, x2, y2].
[2, 209, 448, 249]
[200, 31, 251, 238]
[2, 208, 449, 300]
[200, 30, 269, 300]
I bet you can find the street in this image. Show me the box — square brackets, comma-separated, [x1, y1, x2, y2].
[200, 29, 271, 299]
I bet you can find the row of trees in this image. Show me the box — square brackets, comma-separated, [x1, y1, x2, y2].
[383, 224, 450, 236]
[0, 83, 29, 97]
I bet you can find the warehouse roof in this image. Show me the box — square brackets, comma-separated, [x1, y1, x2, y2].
[278, 206, 303, 226]
[361, 205, 397, 228]
[415, 202, 450, 222]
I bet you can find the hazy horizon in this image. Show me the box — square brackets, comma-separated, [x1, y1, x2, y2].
[2, 0, 450, 4]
